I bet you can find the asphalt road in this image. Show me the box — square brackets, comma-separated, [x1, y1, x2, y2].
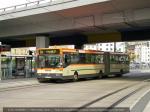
[0, 72, 150, 112]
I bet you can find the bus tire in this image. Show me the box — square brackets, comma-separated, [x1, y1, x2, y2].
[117, 74, 123, 77]
[73, 71, 79, 81]
[117, 70, 123, 77]
[102, 75, 108, 78]
[98, 71, 103, 79]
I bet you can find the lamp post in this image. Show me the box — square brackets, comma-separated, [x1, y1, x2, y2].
[29, 50, 33, 77]
[114, 42, 116, 52]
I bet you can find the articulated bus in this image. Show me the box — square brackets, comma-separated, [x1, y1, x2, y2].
[36, 48, 129, 82]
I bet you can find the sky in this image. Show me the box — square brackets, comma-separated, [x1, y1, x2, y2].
[0, 0, 39, 8]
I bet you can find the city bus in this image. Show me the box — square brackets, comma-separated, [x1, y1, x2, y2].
[108, 52, 129, 76]
[36, 48, 129, 82]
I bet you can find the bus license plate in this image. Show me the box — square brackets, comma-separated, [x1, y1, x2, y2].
[45, 76, 51, 78]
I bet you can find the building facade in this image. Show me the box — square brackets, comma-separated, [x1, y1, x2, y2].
[133, 41, 150, 63]
[83, 42, 126, 53]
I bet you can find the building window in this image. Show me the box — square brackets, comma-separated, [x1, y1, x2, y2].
[119, 48, 121, 50]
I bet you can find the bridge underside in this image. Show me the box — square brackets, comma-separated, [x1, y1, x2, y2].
[0, 0, 150, 47]
[1, 28, 150, 48]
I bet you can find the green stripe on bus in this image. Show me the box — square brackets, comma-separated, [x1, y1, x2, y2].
[71, 69, 100, 71]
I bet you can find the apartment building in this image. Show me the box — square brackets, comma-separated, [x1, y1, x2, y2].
[83, 42, 126, 53]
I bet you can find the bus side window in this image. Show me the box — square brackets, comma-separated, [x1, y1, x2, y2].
[85, 54, 91, 64]
[45, 58, 49, 67]
[110, 55, 115, 63]
[39, 56, 45, 68]
[91, 54, 96, 64]
[64, 54, 71, 65]
[96, 55, 103, 64]
[119, 55, 124, 64]
[123, 55, 126, 63]
[70, 54, 79, 64]
[115, 55, 119, 64]
[79, 53, 86, 64]
[120, 55, 127, 64]
[100, 55, 104, 63]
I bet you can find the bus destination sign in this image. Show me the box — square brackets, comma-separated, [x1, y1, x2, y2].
[39, 49, 60, 54]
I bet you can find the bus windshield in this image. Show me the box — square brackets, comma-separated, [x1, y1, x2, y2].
[38, 55, 62, 68]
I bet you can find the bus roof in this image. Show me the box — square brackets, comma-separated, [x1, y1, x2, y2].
[78, 49, 104, 54]
[37, 48, 127, 55]
[110, 52, 128, 55]
[37, 48, 77, 53]
[37, 48, 104, 53]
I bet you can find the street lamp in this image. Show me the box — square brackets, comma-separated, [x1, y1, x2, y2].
[114, 42, 116, 52]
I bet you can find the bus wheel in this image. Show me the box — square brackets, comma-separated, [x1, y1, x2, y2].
[117, 74, 123, 77]
[73, 72, 79, 81]
[98, 71, 103, 79]
[117, 70, 123, 77]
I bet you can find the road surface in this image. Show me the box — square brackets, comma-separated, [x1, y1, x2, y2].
[0, 72, 150, 112]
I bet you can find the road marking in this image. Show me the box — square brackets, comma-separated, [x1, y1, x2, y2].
[73, 83, 138, 111]
[131, 89, 150, 112]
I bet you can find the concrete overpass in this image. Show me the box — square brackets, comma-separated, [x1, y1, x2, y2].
[0, 0, 150, 47]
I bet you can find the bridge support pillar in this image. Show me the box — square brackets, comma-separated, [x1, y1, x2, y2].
[36, 36, 49, 48]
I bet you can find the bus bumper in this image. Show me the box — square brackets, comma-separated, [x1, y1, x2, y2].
[37, 74, 65, 80]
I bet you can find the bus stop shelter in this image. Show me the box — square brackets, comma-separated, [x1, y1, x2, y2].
[0, 55, 35, 80]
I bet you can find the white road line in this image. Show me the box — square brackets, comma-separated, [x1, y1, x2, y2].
[131, 89, 150, 112]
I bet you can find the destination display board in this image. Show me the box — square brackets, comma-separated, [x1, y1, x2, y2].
[39, 49, 60, 55]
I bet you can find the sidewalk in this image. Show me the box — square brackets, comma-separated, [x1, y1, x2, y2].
[130, 69, 150, 73]
[144, 101, 150, 112]
[0, 78, 39, 90]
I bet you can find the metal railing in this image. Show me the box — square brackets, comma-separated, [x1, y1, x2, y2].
[0, 0, 76, 15]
